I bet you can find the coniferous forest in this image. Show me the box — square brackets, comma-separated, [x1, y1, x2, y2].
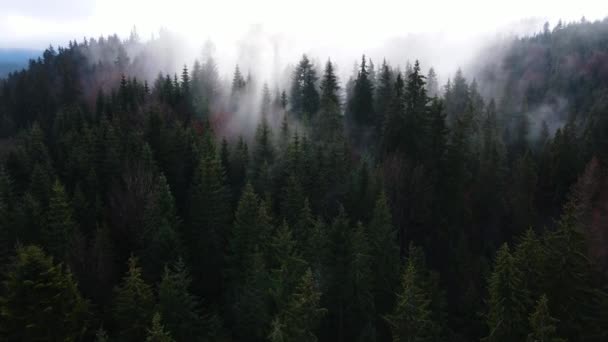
[1, 18, 608, 342]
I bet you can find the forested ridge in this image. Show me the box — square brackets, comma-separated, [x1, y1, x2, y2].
[1, 18, 608, 342]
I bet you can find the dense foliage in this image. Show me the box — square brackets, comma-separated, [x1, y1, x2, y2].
[1, 19, 608, 341]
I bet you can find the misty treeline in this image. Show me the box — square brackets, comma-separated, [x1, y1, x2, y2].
[1, 17, 608, 342]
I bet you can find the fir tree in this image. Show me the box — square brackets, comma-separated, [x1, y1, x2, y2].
[290, 55, 320, 118]
[269, 269, 326, 342]
[0, 245, 90, 341]
[146, 313, 175, 342]
[485, 244, 528, 342]
[527, 295, 566, 342]
[384, 261, 438, 342]
[158, 259, 217, 341]
[113, 256, 155, 342]
[44, 179, 76, 260]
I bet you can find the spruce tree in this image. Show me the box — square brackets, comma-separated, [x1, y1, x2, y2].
[269, 269, 326, 342]
[158, 259, 217, 341]
[146, 313, 175, 342]
[528, 295, 566, 342]
[290, 55, 320, 118]
[0, 245, 90, 341]
[44, 179, 76, 260]
[485, 244, 528, 342]
[347, 55, 375, 128]
[317, 60, 343, 143]
[112, 256, 155, 342]
[187, 142, 229, 300]
[368, 192, 400, 318]
[141, 173, 182, 281]
[385, 261, 437, 342]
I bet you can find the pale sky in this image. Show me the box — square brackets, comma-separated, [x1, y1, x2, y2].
[0, 0, 605, 49]
[1, 0, 605, 83]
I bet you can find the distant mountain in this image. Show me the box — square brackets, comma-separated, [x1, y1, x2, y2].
[0, 48, 41, 78]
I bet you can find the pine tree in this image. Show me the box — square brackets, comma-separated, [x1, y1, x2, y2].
[375, 60, 394, 136]
[382, 71, 405, 153]
[485, 244, 528, 342]
[316, 60, 343, 143]
[323, 208, 375, 342]
[141, 173, 182, 281]
[261, 82, 272, 116]
[527, 295, 566, 342]
[44, 179, 76, 260]
[226, 183, 267, 283]
[187, 142, 229, 300]
[320, 60, 340, 107]
[146, 313, 176, 342]
[232, 249, 272, 340]
[94, 327, 110, 342]
[347, 55, 375, 127]
[252, 116, 275, 193]
[0, 245, 90, 341]
[402, 60, 430, 162]
[158, 259, 217, 341]
[0, 167, 15, 265]
[426, 68, 439, 98]
[229, 136, 249, 203]
[268, 221, 307, 310]
[368, 192, 401, 318]
[269, 269, 326, 342]
[384, 261, 438, 342]
[113, 256, 155, 342]
[290, 55, 320, 118]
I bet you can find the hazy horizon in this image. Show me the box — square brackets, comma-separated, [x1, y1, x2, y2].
[2, 1, 606, 84]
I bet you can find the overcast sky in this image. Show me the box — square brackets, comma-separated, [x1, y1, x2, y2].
[1, 0, 605, 83]
[1, 0, 605, 48]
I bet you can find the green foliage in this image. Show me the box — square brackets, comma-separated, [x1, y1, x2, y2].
[368, 192, 400, 317]
[0, 245, 90, 341]
[269, 269, 326, 342]
[112, 256, 155, 342]
[44, 179, 76, 259]
[528, 295, 566, 342]
[322, 208, 375, 341]
[485, 244, 528, 342]
[347, 55, 376, 127]
[290, 55, 320, 118]
[146, 313, 176, 342]
[385, 261, 438, 342]
[1, 21, 607, 342]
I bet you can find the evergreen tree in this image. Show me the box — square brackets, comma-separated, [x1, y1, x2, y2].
[320, 60, 340, 107]
[44, 179, 76, 260]
[527, 295, 566, 342]
[426, 68, 439, 98]
[368, 192, 401, 318]
[384, 261, 438, 342]
[402, 60, 430, 161]
[112, 256, 155, 342]
[269, 269, 326, 342]
[485, 244, 528, 342]
[316, 60, 343, 142]
[347, 55, 376, 128]
[0, 245, 90, 341]
[375, 60, 394, 136]
[290, 55, 320, 118]
[158, 260, 217, 341]
[146, 313, 175, 342]
[268, 221, 307, 310]
[252, 116, 275, 193]
[187, 141, 229, 300]
[141, 173, 182, 281]
[323, 208, 375, 342]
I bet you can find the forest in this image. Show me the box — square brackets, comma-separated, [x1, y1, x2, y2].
[1, 18, 608, 342]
